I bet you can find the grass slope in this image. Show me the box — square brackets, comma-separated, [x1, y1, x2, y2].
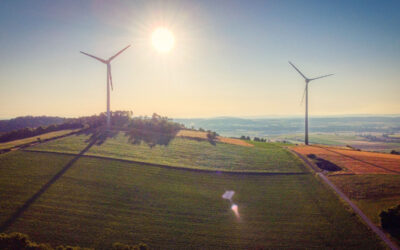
[330, 174, 400, 225]
[0, 129, 80, 150]
[29, 132, 305, 172]
[0, 151, 384, 249]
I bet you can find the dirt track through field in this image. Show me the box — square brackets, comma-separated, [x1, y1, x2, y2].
[291, 149, 399, 250]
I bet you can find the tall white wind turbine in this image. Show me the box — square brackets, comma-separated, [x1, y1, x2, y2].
[81, 45, 131, 128]
[289, 61, 333, 145]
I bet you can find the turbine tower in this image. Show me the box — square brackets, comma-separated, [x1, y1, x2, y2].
[289, 61, 333, 145]
[81, 45, 131, 128]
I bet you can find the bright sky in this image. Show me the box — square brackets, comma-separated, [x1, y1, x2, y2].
[0, 0, 399, 119]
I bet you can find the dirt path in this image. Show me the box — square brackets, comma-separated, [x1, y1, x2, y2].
[291, 149, 399, 250]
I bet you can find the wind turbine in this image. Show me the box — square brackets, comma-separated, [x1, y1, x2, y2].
[81, 45, 131, 128]
[289, 61, 333, 145]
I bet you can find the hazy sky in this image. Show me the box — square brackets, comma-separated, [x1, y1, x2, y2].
[0, 0, 399, 118]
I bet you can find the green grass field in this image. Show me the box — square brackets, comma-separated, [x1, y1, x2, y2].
[0, 150, 384, 249]
[28, 132, 305, 173]
[274, 133, 362, 146]
[0, 129, 81, 150]
[329, 174, 400, 225]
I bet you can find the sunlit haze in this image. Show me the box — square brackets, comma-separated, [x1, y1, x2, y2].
[0, 0, 399, 119]
[151, 27, 175, 53]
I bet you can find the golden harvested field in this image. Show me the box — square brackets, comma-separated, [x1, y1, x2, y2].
[176, 129, 253, 147]
[0, 129, 81, 150]
[293, 145, 400, 175]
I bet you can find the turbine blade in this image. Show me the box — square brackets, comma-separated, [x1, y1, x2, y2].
[108, 45, 131, 62]
[289, 61, 308, 80]
[300, 86, 306, 106]
[309, 74, 334, 81]
[108, 65, 113, 91]
[80, 51, 107, 64]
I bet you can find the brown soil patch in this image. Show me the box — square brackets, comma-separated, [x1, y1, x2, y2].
[293, 145, 400, 175]
[176, 130, 253, 147]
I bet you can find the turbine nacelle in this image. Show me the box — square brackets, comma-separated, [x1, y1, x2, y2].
[289, 61, 333, 145]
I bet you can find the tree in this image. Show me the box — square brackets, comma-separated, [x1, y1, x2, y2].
[207, 131, 218, 141]
[380, 204, 400, 239]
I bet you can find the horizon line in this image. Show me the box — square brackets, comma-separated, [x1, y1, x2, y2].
[2, 113, 400, 121]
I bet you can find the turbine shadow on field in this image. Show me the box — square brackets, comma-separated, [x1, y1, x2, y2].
[77, 127, 179, 148]
[76, 128, 119, 146]
[124, 128, 178, 148]
[0, 137, 99, 232]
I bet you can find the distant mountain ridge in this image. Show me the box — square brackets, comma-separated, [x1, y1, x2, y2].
[0, 116, 65, 133]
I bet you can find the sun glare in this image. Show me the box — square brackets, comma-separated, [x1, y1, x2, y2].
[151, 27, 175, 53]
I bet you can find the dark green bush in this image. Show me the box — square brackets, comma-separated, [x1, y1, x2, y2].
[112, 242, 148, 250]
[0, 232, 52, 250]
[0, 232, 147, 250]
[380, 204, 400, 239]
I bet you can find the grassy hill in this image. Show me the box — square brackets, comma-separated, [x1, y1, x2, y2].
[0, 148, 384, 249]
[0, 129, 81, 150]
[27, 131, 305, 173]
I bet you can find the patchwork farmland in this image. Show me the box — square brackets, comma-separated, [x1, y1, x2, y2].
[293, 144, 400, 245]
[0, 132, 386, 249]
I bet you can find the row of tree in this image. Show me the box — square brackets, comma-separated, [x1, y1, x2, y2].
[125, 113, 185, 147]
[0, 232, 148, 250]
[0, 116, 65, 133]
[240, 135, 267, 142]
[0, 122, 83, 143]
[0, 111, 138, 143]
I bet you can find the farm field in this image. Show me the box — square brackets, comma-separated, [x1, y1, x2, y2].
[274, 132, 400, 153]
[293, 144, 400, 244]
[177, 129, 253, 147]
[292, 145, 400, 175]
[329, 174, 400, 225]
[28, 131, 305, 173]
[0, 150, 385, 249]
[0, 129, 81, 150]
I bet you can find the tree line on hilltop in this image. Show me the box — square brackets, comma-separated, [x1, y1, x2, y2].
[0, 111, 186, 145]
[240, 135, 267, 142]
[0, 116, 65, 133]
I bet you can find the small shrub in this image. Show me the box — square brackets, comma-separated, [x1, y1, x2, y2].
[380, 204, 400, 239]
[207, 131, 218, 141]
[0, 232, 52, 250]
[112, 242, 148, 250]
[307, 154, 316, 159]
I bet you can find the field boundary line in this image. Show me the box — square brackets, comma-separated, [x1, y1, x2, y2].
[22, 149, 308, 176]
[290, 148, 399, 250]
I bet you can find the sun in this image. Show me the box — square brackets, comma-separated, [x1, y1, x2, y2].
[151, 27, 175, 53]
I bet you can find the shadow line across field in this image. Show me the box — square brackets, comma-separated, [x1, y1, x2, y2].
[0, 139, 97, 232]
[0, 131, 307, 232]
